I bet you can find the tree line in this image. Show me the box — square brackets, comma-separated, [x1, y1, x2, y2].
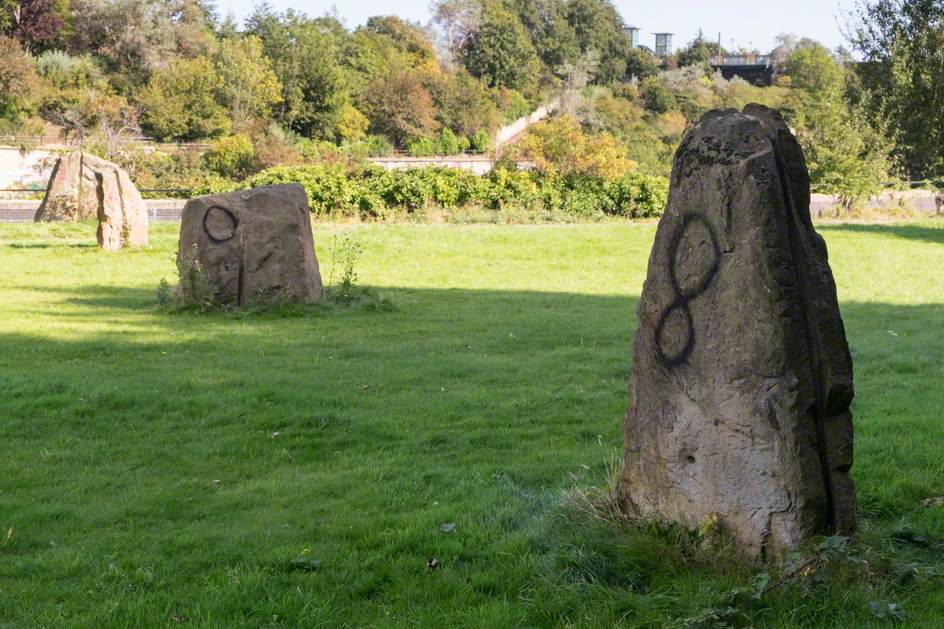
[1, 0, 942, 204]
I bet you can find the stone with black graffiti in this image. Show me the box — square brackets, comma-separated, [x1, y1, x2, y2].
[176, 184, 323, 306]
[618, 104, 856, 559]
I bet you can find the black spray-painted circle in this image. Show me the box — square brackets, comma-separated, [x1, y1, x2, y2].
[654, 213, 721, 367]
[203, 205, 238, 243]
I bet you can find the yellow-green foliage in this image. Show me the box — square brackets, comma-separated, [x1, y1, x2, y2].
[215, 35, 282, 130]
[204, 134, 256, 179]
[513, 115, 635, 180]
[139, 57, 231, 141]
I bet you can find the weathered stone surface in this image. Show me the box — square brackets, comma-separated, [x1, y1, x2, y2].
[35, 151, 148, 250]
[176, 184, 323, 306]
[618, 104, 856, 559]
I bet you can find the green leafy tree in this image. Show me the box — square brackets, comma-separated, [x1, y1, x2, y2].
[138, 56, 230, 140]
[784, 43, 893, 203]
[641, 77, 675, 113]
[848, 0, 944, 179]
[784, 44, 845, 93]
[336, 103, 368, 142]
[625, 47, 658, 80]
[675, 33, 722, 68]
[509, 0, 579, 73]
[67, 0, 214, 91]
[342, 18, 438, 102]
[458, 1, 539, 90]
[204, 133, 255, 178]
[563, 0, 629, 84]
[364, 15, 435, 67]
[245, 6, 348, 139]
[0, 35, 41, 126]
[215, 35, 282, 130]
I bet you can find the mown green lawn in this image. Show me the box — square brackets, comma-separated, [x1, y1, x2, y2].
[0, 220, 942, 628]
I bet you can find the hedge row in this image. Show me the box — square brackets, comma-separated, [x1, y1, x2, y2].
[198, 165, 668, 219]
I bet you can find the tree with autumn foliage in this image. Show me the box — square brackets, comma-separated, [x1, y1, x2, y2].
[361, 71, 439, 147]
[511, 115, 634, 180]
[0, 0, 63, 51]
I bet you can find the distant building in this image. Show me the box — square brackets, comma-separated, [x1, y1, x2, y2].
[709, 53, 774, 86]
[622, 25, 641, 49]
[654, 33, 673, 57]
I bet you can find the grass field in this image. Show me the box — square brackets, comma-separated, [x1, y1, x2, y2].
[1, 220, 943, 628]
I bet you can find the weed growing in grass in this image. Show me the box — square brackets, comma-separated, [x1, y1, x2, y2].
[324, 235, 362, 303]
[157, 236, 394, 314]
[169, 243, 215, 311]
[321, 235, 393, 310]
[155, 277, 173, 306]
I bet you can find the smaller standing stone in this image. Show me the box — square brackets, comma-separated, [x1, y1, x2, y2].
[176, 184, 323, 306]
[35, 151, 148, 250]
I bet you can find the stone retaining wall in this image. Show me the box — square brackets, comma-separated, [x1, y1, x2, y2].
[810, 190, 944, 217]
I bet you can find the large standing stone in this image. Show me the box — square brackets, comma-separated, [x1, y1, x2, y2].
[618, 105, 856, 559]
[34, 151, 148, 250]
[177, 184, 323, 306]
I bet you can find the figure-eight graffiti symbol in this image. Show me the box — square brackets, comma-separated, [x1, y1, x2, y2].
[654, 213, 721, 366]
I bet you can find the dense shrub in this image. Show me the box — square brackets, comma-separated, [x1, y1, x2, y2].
[469, 130, 490, 152]
[437, 128, 461, 155]
[234, 164, 667, 219]
[247, 164, 354, 214]
[604, 172, 670, 218]
[406, 136, 437, 157]
[204, 134, 255, 178]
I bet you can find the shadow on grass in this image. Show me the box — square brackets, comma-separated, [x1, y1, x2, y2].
[5, 242, 98, 249]
[1, 283, 943, 626]
[819, 221, 944, 245]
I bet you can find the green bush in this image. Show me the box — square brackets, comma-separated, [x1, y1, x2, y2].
[604, 172, 669, 218]
[232, 163, 667, 220]
[436, 128, 461, 155]
[469, 130, 490, 152]
[247, 164, 354, 214]
[365, 135, 394, 157]
[341, 135, 395, 158]
[204, 134, 255, 178]
[407, 136, 437, 157]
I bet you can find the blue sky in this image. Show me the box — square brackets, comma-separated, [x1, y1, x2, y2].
[218, 0, 857, 54]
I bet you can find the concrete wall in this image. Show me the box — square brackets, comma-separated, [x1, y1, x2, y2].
[810, 190, 944, 217]
[494, 98, 561, 150]
[0, 146, 53, 188]
[368, 156, 494, 175]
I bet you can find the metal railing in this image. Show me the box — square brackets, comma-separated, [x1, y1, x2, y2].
[710, 54, 771, 67]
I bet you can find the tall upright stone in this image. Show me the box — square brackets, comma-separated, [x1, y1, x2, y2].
[176, 184, 323, 306]
[618, 105, 856, 559]
[35, 151, 148, 250]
